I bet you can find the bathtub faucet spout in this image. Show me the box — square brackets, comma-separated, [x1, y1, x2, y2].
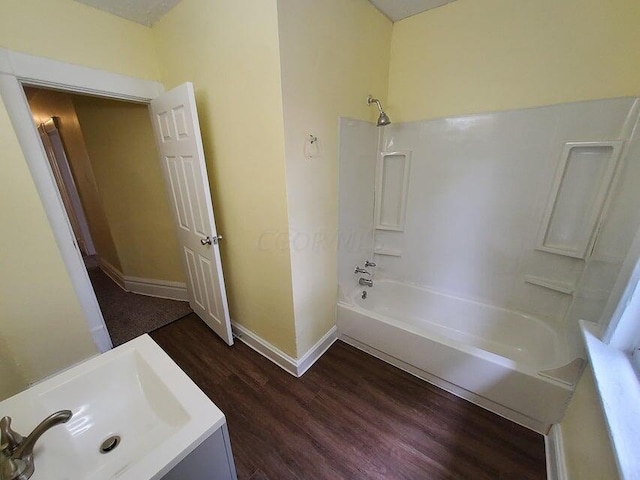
[359, 277, 373, 287]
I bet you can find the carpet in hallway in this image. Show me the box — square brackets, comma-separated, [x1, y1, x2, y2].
[88, 266, 192, 346]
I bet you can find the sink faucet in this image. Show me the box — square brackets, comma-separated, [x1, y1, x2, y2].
[0, 418, 22, 456]
[0, 410, 72, 480]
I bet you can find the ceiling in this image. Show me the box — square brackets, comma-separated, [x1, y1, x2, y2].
[369, 0, 456, 22]
[74, 0, 456, 27]
[73, 0, 181, 26]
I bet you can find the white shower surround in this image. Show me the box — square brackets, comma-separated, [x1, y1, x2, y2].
[337, 97, 640, 433]
[374, 98, 639, 334]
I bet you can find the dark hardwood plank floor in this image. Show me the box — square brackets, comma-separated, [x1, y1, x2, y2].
[151, 314, 546, 480]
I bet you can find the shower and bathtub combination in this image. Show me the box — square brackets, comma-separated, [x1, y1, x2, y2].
[337, 96, 640, 433]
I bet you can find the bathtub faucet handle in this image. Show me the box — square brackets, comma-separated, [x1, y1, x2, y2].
[354, 266, 371, 276]
[364, 260, 376, 268]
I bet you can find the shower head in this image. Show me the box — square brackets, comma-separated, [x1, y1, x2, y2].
[376, 110, 391, 127]
[367, 95, 391, 127]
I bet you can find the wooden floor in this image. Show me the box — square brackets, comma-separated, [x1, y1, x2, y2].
[151, 314, 546, 480]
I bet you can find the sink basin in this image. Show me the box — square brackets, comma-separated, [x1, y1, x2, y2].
[0, 335, 226, 480]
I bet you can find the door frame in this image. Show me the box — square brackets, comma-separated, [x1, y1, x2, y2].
[39, 118, 97, 256]
[0, 48, 164, 352]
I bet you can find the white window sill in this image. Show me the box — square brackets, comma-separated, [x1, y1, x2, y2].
[580, 320, 640, 480]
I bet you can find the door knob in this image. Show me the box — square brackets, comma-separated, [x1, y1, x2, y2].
[201, 234, 222, 246]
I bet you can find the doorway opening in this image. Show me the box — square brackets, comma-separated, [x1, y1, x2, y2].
[24, 86, 192, 346]
[2, 49, 234, 353]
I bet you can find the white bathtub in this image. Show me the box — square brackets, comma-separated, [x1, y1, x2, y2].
[337, 279, 575, 433]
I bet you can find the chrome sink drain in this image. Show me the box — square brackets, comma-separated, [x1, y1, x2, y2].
[99, 435, 121, 454]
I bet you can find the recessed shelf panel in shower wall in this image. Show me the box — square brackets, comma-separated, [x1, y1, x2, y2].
[536, 141, 623, 259]
[375, 151, 411, 231]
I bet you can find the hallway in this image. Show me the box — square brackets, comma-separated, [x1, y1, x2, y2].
[85, 258, 192, 346]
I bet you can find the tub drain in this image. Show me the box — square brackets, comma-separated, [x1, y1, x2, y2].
[99, 435, 121, 454]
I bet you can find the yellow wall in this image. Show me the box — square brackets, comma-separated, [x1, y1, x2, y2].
[73, 96, 184, 282]
[0, 0, 158, 81]
[561, 366, 618, 479]
[152, 0, 297, 355]
[277, 0, 392, 353]
[388, 0, 640, 122]
[0, 94, 97, 398]
[0, 0, 160, 397]
[0, 333, 26, 400]
[24, 87, 123, 271]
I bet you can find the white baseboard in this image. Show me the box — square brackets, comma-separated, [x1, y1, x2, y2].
[123, 276, 188, 301]
[231, 322, 337, 377]
[297, 326, 338, 376]
[545, 424, 569, 480]
[98, 258, 126, 290]
[231, 322, 298, 376]
[97, 257, 188, 302]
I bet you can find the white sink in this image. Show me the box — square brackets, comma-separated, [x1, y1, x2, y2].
[0, 335, 226, 480]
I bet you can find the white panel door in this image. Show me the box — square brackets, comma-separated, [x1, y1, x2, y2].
[150, 82, 233, 345]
